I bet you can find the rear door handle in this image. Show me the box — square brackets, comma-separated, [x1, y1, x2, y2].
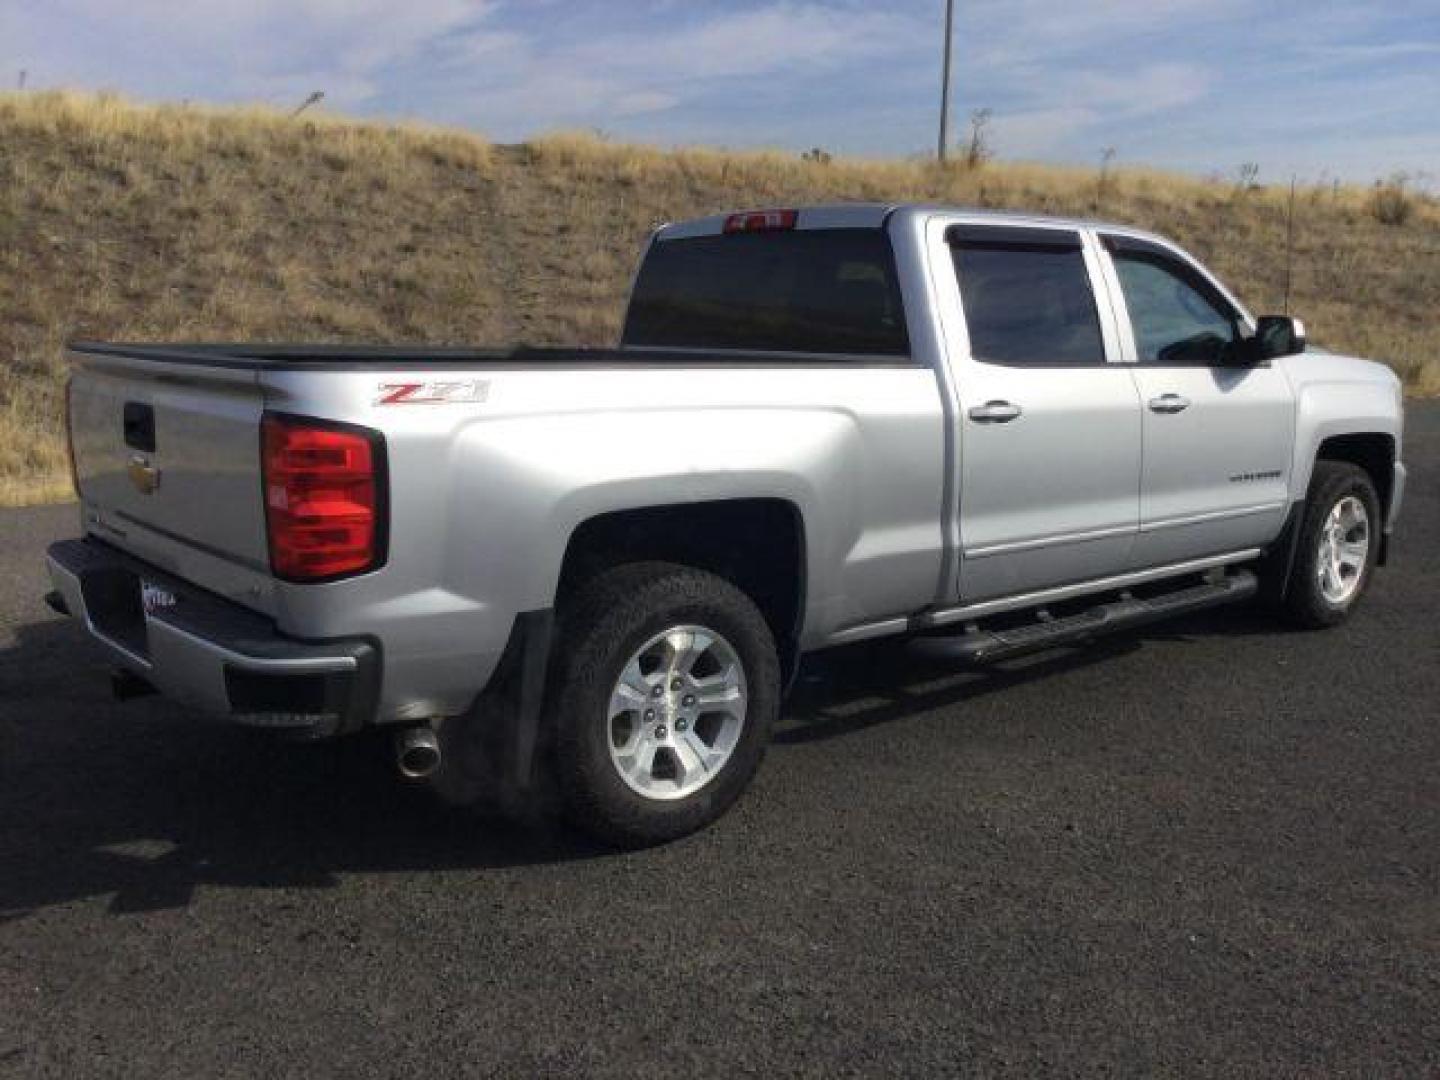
[1148, 393, 1191, 414]
[968, 400, 1022, 424]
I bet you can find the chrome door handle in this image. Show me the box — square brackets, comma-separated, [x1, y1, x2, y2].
[1148, 393, 1191, 414]
[126, 454, 161, 495]
[968, 400, 1022, 423]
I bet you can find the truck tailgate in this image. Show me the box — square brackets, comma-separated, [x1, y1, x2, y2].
[68, 348, 270, 575]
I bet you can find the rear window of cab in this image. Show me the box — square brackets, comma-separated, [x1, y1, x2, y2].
[622, 228, 910, 357]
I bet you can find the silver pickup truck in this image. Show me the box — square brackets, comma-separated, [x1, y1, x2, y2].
[47, 203, 1407, 845]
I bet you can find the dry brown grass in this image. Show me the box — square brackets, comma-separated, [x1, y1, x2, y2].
[3, 91, 1437, 505]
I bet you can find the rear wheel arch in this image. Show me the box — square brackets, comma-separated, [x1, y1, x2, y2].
[555, 498, 808, 682]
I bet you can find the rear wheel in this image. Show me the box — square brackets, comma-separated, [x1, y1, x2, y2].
[1281, 461, 1381, 628]
[548, 562, 779, 847]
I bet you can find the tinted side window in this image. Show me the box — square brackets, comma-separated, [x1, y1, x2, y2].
[1111, 249, 1240, 365]
[951, 232, 1105, 366]
[622, 229, 909, 356]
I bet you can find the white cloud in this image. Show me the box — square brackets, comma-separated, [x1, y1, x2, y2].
[611, 91, 681, 117]
[995, 107, 1101, 158]
[1068, 63, 1212, 116]
[2, 0, 491, 106]
[965, 0, 1246, 69]
[1300, 42, 1440, 63]
[1, 1, 926, 132]
[565, 4, 920, 81]
[423, 2, 928, 134]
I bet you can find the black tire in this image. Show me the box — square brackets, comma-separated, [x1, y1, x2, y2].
[1281, 461, 1381, 628]
[547, 562, 780, 848]
[544, 561, 783, 852]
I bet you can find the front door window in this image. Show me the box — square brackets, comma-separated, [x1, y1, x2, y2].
[1110, 247, 1241, 366]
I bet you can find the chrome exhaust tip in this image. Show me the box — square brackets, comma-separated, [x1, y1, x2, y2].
[395, 726, 442, 780]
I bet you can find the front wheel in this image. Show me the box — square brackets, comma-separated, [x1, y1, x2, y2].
[1281, 461, 1381, 628]
[547, 562, 780, 847]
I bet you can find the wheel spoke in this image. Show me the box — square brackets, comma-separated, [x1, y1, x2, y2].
[695, 693, 743, 716]
[1321, 560, 1342, 597]
[693, 664, 743, 707]
[612, 662, 652, 711]
[663, 628, 713, 678]
[670, 733, 710, 783]
[1338, 539, 1367, 568]
[616, 739, 659, 787]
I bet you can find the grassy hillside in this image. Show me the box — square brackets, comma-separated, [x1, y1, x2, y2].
[2, 91, 1437, 505]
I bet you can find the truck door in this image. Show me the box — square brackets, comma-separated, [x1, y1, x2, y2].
[1097, 234, 1295, 568]
[932, 221, 1142, 603]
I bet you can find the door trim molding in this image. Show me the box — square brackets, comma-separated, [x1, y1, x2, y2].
[1140, 501, 1286, 533]
[965, 522, 1136, 559]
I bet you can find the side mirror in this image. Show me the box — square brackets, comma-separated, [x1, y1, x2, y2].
[1251, 315, 1307, 361]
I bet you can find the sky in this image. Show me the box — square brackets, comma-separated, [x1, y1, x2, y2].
[3, 0, 1438, 185]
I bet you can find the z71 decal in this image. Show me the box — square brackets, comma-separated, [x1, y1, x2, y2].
[376, 380, 490, 405]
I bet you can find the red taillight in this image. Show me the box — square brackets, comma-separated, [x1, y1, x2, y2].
[261, 414, 385, 582]
[723, 209, 799, 234]
[63, 375, 80, 496]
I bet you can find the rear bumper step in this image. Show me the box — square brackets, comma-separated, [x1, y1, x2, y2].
[46, 537, 379, 736]
[912, 570, 1258, 665]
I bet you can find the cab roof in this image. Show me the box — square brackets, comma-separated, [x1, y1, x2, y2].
[657, 203, 1169, 247]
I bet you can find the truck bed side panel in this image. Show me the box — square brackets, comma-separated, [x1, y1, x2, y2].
[259, 362, 947, 718]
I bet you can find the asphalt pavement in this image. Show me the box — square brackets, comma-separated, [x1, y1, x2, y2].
[1, 406, 1436, 1077]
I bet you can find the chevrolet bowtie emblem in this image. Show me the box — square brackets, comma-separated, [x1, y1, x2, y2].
[127, 454, 161, 495]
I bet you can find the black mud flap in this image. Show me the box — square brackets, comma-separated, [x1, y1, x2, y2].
[435, 610, 556, 818]
[498, 609, 555, 801]
[1258, 499, 1306, 606]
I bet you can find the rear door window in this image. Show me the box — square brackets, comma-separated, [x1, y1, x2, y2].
[622, 228, 909, 356]
[949, 226, 1106, 366]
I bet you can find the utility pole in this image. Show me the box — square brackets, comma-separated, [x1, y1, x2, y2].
[1283, 174, 1298, 315]
[938, 0, 955, 162]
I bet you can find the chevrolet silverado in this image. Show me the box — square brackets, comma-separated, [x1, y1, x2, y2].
[46, 204, 1407, 845]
